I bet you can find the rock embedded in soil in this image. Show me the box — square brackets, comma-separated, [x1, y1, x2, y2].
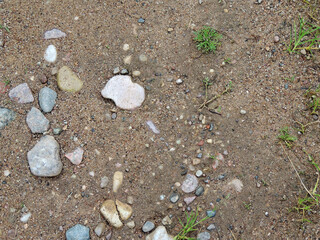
[113, 67, 120, 74]
[44, 28, 66, 39]
[94, 222, 106, 237]
[139, 54, 147, 62]
[162, 216, 172, 225]
[20, 212, 31, 223]
[26, 107, 50, 133]
[113, 171, 123, 193]
[27, 135, 62, 177]
[181, 174, 198, 193]
[207, 224, 216, 231]
[39, 87, 57, 113]
[227, 179, 244, 193]
[100, 176, 109, 188]
[142, 221, 155, 233]
[101, 75, 145, 110]
[53, 127, 62, 135]
[146, 226, 174, 240]
[126, 221, 135, 229]
[176, 79, 183, 85]
[115, 199, 133, 220]
[197, 231, 211, 240]
[195, 186, 204, 196]
[169, 192, 179, 203]
[146, 120, 160, 134]
[65, 147, 84, 165]
[66, 224, 90, 240]
[9, 83, 34, 103]
[0, 108, 15, 129]
[206, 210, 216, 218]
[100, 200, 123, 228]
[184, 196, 196, 205]
[57, 66, 83, 92]
[132, 70, 141, 77]
[44, 45, 57, 63]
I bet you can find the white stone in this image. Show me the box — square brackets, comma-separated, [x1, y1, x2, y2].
[4, 170, 10, 177]
[100, 176, 109, 188]
[44, 45, 57, 63]
[228, 179, 244, 192]
[176, 79, 183, 85]
[240, 109, 247, 115]
[44, 29, 66, 39]
[116, 199, 133, 220]
[65, 147, 83, 165]
[124, 55, 132, 65]
[126, 221, 135, 229]
[132, 70, 141, 77]
[113, 171, 123, 193]
[20, 212, 31, 223]
[146, 226, 174, 240]
[123, 44, 130, 51]
[101, 75, 145, 110]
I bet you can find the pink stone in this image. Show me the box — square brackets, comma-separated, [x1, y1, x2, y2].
[184, 196, 196, 205]
[65, 147, 84, 165]
[9, 83, 34, 103]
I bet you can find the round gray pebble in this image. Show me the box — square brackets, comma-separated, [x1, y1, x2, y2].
[39, 87, 57, 113]
[169, 192, 179, 203]
[197, 231, 211, 240]
[142, 221, 155, 233]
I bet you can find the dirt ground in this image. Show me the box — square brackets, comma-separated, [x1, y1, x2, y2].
[1, 0, 320, 239]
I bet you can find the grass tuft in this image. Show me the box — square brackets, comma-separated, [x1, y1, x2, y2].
[194, 26, 222, 53]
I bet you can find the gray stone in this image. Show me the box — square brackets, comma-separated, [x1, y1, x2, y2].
[195, 186, 204, 196]
[39, 87, 57, 113]
[139, 54, 147, 62]
[44, 29, 66, 39]
[169, 192, 179, 203]
[0, 108, 15, 129]
[94, 222, 106, 237]
[57, 66, 83, 92]
[146, 226, 174, 240]
[142, 221, 155, 233]
[101, 75, 145, 110]
[197, 231, 210, 240]
[26, 107, 49, 133]
[207, 224, 216, 231]
[138, 18, 145, 23]
[120, 69, 129, 75]
[9, 83, 34, 103]
[113, 67, 120, 74]
[100, 176, 109, 188]
[66, 224, 90, 240]
[53, 127, 62, 135]
[27, 135, 62, 177]
[206, 210, 216, 218]
[181, 174, 198, 193]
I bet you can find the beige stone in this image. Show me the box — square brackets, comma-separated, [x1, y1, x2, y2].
[100, 200, 123, 228]
[57, 66, 83, 92]
[116, 199, 132, 220]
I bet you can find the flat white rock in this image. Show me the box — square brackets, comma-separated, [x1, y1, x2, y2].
[146, 226, 174, 240]
[44, 45, 57, 63]
[101, 75, 145, 110]
[44, 29, 66, 39]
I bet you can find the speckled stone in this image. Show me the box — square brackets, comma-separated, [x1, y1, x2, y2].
[26, 107, 49, 133]
[39, 87, 57, 113]
[9, 83, 34, 103]
[0, 107, 15, 129]
[66, 224, 90, 240]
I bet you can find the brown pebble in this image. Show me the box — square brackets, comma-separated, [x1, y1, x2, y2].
[197, 140, 204, 146]
[39, 74, 47, 84]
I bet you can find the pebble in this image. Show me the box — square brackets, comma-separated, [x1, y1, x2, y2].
[57, 66, 83, 92]
[146, 120, 160, 134]
[20, 212, 31, 223]
[113, 67, 120, 74]
[142, 221, 155, 233]
[162, 216, 172, 225]
[192, 159, 201, 165]
[89, 171, 94, 177]
[39, 74, 48, 84]
[123, 44, 130, 51]
[100, 200, 123, 228]
[301, 49, 307, 55]
[26, 107, 50, 133]
[184, 196, 196, 205]
[195, 186, 204, 196]
[146, 226, 174, 240]
[0, 107, 15, 129]
[116, 199, 133, 220]
[44, 45, 57, 63]
[240, 109, 247, 115]
[126, 221, 135, 229]
[9, 83, 34, 103]
[113, 171, 123, 193]
[218, 174, 225, 180]
[111, 112, 117, 119]
[132, 70, 141, 77]
[94, 223, 106, 237]
[100, 176, 109, 188]
[65, 147, 84, 165]
[44, 28, 66, 39]
[207, 139, 213, 144]
[197, 153, 202, 159]
[105, 231, 112, 240]
[120, 69, 129, 75]
[256, 182, 261, 188]
[274, 36, 280, 43]
[227, 179, 243, 193]
[176, 79, 183, 85]
[27, 135, 62, 177]
[207, 224, 216, 231]
[138, 18, 145, 23]
[39, 87, 57, 113]
[265, 211, 269, 217]
[195, 170, 203, 177]
[159, 195, 166, 201]
[53, 127, 62, 135]
[127, 196, 134, 205]
[4, 170, 10, 177]
[66, 224, 90, 240]
[206, 210, 216, 218]
[181, 174, 199, 193]
[139, 54, 148, 62]
[197, 231, 211, 240]
[169, 192, 179, 203]
[101, 75, 145, 110]
[124, 55, 132, 65]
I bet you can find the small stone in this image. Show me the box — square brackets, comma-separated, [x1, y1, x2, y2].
[196, 170, 203, 177]
[207, 224, 216, 231]
[89, 171, 94, 177]
[206, 210, 216, 218]
[105, 231, 112, 240]
[100, 176, 109, 188]
[39, 87, 57, 113]
[240, 109, 246, 115]
[101, 75, 145, 110]
[44, 45, 57, 63]
[39, 74, 48, 84]
[139, 54, 148, 62]
[27, 135, 62, 177]
[256, 182, 261, 188]
[176, 79, 183, 85]
[195, 186, 204, 196]
[142, 221, 155, 233]
[113, 67, 120, 75]
[184, 196, 196, 205]
[146, 120, 160, 134]
[44, 29, 66, 39]
[113, 171, 123, 193]
[274, 36, 280, 43]
[265, 211, 269, 217]
[123, 44, 130, 51]
[138, 18, 145, 23]
[301, 49, 307, 55]
[9, 83, 34, 103]
[197, 153, 203, 159]
[66, 224, 90, 240]
[57, 66, 83, 92]
[257, 0, 262, 3]
[120, 69, 129, 75]
[116, 199, 133, 220]
[65, 147, 84, 165]
[0, 108, 15, 129]
[20, 212, 31, 223]
[126, 221, 135, 229]
[100, 200, 123, 228]
[169, 192, 180, 203]
[193, 159, 201, 165]
[206, 139, 213, 144]
[26, 107, 50, 133]
[146, 226, 174, 240]
[197, 231, 211, 240]
[111, 113, 117, 119]
[162, 216, 172, 225]
[181, 174, 198, 193]
[127, 196, 134, 205]
[4, 170, 10, 177]
[159, 195, 166, 201]
[51, 67, 58, 75]
[94, 223, 106, 237]
[132, 70, 141, 77]
[124, 55, 132, 65]
[53, 127, 62, 135]
[218, 174, 225, 180]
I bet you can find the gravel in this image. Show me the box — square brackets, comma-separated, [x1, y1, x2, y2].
[181, 174, 198, 193]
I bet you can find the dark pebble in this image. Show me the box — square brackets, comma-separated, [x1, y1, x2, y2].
[169, 192, 180, 203]
[216, 198, 221, 202]
[181, 169, 188, 176]
[195, 186, 204, 196]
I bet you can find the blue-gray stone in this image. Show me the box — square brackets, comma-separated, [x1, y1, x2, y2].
[195, 186, 204, 196]
[26, 107, 49, 133]
[207, 224, 216, 231]
[66, 224, 90, 240]
[197, 231, 210, 240]
[0, 107, 15, 129]
[169, 192, 180, 203]
[206, 210, 216, 218]
[197, 153, 202, 159]
[39, 87, 57, 113]
[138, 18, 145, 23]
[142, 221, 155, 233]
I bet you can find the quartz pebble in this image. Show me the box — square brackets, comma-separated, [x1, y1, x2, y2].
[181, 174, 198, 193]
[196, 170, 203, 177]
[100, 176, 109, 188]
[4, 170, 10, 177]
[146, 120, 160, 134]
[113, 67, 120, 75]
[66, 224, 90, 240]
[184, 196, 196, 205]
[44, 29, 66, 39]
[9, 83, 34, 103]
[240, 109, 247, 115]
[176, 79, 183, 85]
[113, 171, 123, 193]
[274, 36, 280, 43]
[44, 45, 57, 63]
[26, 107, 50, 133]
[65, 147, 84, 165]
[197, 231, 211, 240]
[132, 70, 141, 77]
[20, 212, 31, 223]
